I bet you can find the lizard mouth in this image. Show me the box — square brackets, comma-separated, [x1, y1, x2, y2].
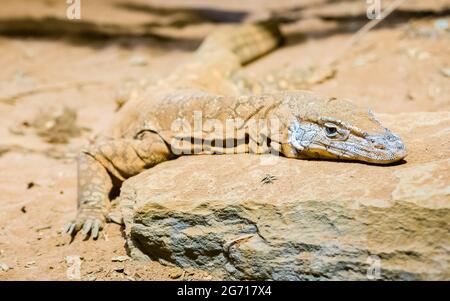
[287, 121, 407, 164]
[324, 131, 407, 164]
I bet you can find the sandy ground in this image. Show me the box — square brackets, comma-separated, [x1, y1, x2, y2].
[0, 0, 449, 280]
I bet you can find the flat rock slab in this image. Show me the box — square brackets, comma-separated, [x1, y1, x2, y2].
[119, 112, 450, 280]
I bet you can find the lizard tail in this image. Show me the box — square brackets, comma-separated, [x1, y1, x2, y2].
[198, 20, 284, 65]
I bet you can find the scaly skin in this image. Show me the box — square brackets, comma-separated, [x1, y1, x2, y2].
[64, 23, 407, 239]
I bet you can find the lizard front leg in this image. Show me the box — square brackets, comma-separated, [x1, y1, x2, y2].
[64, 132, 172, 239]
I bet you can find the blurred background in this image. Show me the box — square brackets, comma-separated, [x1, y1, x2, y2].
[0, 0, 448, 280]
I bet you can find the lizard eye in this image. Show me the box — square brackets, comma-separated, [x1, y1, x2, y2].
[324, 123, 338, 137]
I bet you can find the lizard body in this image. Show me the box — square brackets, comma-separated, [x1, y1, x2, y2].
[65, 22, 406, 239]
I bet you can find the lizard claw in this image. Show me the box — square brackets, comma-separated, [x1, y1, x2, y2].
[63, 212, 105, 240]
[81, 219, 93, 236]
[91, 220, 101, 239]
[62, 222, 77, 236]
[62, 222, 71, 234]
[68, 223, 76, 235]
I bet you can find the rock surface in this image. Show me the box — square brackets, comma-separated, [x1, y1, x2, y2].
[119, 112, 450, 280]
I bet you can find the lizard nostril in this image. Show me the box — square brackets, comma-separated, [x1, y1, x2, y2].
[369, 138, 385, 149]
[396, 141, 405, 150]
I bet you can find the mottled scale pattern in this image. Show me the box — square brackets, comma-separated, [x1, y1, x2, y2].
[66, 21, 407, 241]
[65, 22, 285, 239]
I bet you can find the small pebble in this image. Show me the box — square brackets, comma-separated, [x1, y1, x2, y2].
[0, 263, 10, 272]
[168, 268, 184, 279]
[129, 56, 148, 67]
[434, 19, 449, 31]
[158, 258, 175, 267]
[440, 68, 450, 78]
[25, 261, 36, 268]
[35, 225, 52, 232]
[27, 182, 35, 189]
[111, 256, 130, 262]
[406, 48, 431, 60]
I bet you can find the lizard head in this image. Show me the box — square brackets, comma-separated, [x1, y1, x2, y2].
[286, 95, 407, 164]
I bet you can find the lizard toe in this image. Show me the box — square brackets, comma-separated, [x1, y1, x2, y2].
[81, 219, 93, 236]
[62, 222, 72, 234]
[91, 219, 102, 240]
[67, 223, 76, 236]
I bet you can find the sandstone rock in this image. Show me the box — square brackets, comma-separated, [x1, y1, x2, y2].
[119, 112, 450, 280]
[168, 267, 184, 279]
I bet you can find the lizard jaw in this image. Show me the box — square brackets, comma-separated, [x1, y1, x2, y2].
[359, 130, 407, 163]
[322, 130, 407, 164]
[288, 121, 407, 164]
